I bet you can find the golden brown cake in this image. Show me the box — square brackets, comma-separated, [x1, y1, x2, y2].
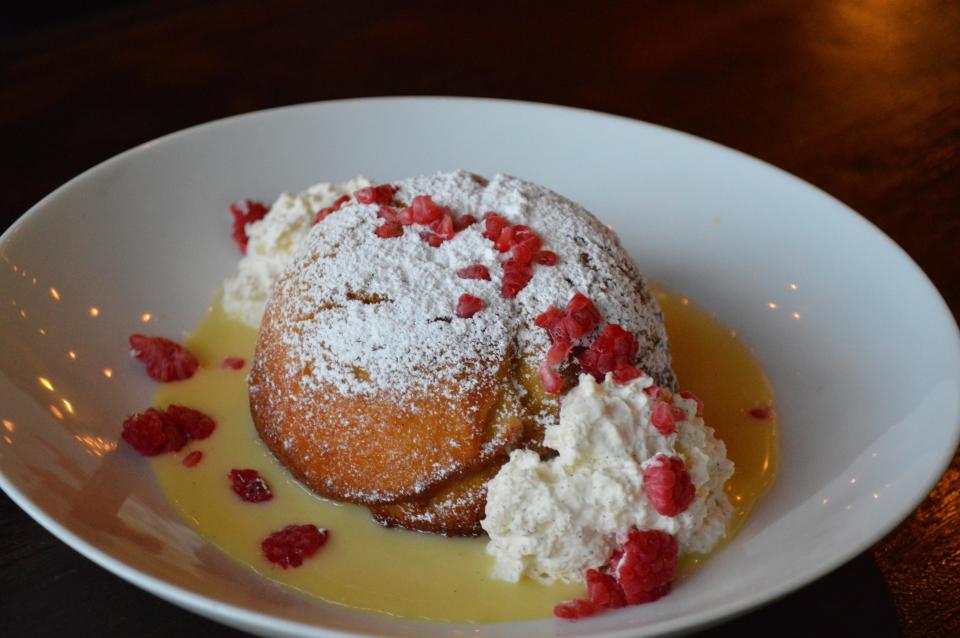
[249, 171, 676, 534]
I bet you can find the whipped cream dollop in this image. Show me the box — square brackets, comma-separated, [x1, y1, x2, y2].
[223, 176, 372, 326]
[481, 373, 734, 584]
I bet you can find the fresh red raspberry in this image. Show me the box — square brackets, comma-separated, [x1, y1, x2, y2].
[650, 401, 677, 435]
[553, 598, 599, 621]
[397, 207, 415, 225]
[538, 361, 566, 394]
[261, 524, 328, 569]
[642, 455, 696, 517]
[164, 404, 216, 440]
[354, 184, 397, 205]
[576, 324, 639, 381]
[314, 195, 350, 224]
[228, 199, 269, 253]
[586, 568, 626, 609]
[748, 404, 774, 420]
[121, 409, 187, 456]
[510, 234, 543, 265]
[613, 529, 678, 604]
[534, 305, 568, 342]
[535, 250, 558, 266]
[182, 450, 204, 468]
[221, 356, 245, 370]
[455, 294, 485, 318]
[129, 334, 200, 382]
[494, 225, 515, 253]
[612, 362, 643, 385]
[456, 264, 491, 280]
[229, 469, 274, 503]
[545, 338, 573, 368]
[411, 195, 445, 224]
[482, 212, 509, 241]
[377, 205, 399, 222]
[679, 390, 704, 417]
[374, 221, 404, 238]
[455, 214, 477, 230]
[564, 293, 602, 338]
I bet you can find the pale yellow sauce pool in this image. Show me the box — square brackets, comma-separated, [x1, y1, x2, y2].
[150, 289, 777, 623]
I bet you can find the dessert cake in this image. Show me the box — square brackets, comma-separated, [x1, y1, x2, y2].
[249, 171, 677, 535]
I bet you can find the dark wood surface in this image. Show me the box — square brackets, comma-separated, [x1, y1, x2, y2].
[2, 1, 958, 636]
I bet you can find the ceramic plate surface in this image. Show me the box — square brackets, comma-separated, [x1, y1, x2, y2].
[1, 98, 958, 638]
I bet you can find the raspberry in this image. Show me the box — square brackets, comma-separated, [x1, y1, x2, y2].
[261, 524, 328, 569]
[377, 205, 399, 222]
[229, 469, 274, 503]
[121, 409, 186, 456]
[748, 404, 774, 420]
[129, 334, 200, 382]
[455, 214, 477, 230]
[510, 234, 543, 265]
[494, 225, 515, 253]
[650, 401, 676, 435]
[642, 455, 695, 516]
[553, 598, 599, 621]
[612, 362, 642, 385]
[545, 338, 573, 368]
[397, 207, 415, 225]
[228, 200, 269, 253]
[221, 356, 245, 370]
[421, 232, 443, 247]
[482, 212, 509, 241]
[538, 361, 566, 394]
[182, 450, 203, 468]
[164, 404, 216, 440]
[501, 259, 533, 298]
[455, 294, 484, 318]
[456, 264, 491, 280]
[374, 221, 404, 238]
[613, 529, 678, 605]
[354, 184, 397, 205]
[679, 391, 704, 417]
[411, 195, 445, 224]
[644, 384, 661, 400]
[535, 250, 558, 266]
[429, 212, 456, 240]
[576, 324, 639, 382]
[534, 306, 568, 342]
[314, 195, 350, 224]
[564, 293, 602, 338]
[586, 568, 626, 609]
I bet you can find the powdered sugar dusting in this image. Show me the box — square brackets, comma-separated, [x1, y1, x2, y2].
[257, 171, 674, 402]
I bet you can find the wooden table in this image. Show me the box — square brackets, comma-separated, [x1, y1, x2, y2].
[2, 1, 958, 636]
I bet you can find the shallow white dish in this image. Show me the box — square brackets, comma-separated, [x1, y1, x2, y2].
[0, 97, 958, 637]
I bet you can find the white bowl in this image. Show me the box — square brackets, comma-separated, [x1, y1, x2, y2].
[0, 98, 957, 638]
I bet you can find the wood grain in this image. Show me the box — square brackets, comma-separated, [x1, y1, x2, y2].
[1, 1, 957, 636]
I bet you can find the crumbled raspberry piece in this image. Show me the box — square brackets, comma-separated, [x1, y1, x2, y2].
[420, 232, 443, 247]
[457, 264, 491, 280]
[374, 221, 404, 238]
[121, 409, 187, 456]
[222, 356, 245, 370]
[650, 401, 677, 435]
[261, 524, 328, 569]
[411, 195, 445, 224]
[377, 205, 399, 222]
[397, 207, 415, 225]
[538, 361, 566, 394]
[553, 598, 599, 621]
[129, 334, 199, 382]
[748, 404, 774, 420]
[182, 450, 203, 468]
[314, 195, 350, 224]
[455, 214, 478, 230]
[482, 212, 509, 241]
[614, 529, 678, 605]
[679, 391, 704, 417]
[455, 294, 484, 318]
[229, 468, 274, 503]
[642, 455, 695, 516]
[586, 568, 626, 609]
[535, 306, 568, 342]
[644, 384, 661, 400]
[501, 259, 533, 298]
[535, 250, 558, 266]
[545, 338, 573, 367]
[612, 362, 643, 384]
[510, 234, 543, 265]
[429, 212, 456, 240]
[354, 184, 397, 205]
[228, 199, 269, 253]
[576, 324, 639, 381]
[494, 225, 515, 252]
[165, 404, 216, 440]
[564, 293, 602, 338]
